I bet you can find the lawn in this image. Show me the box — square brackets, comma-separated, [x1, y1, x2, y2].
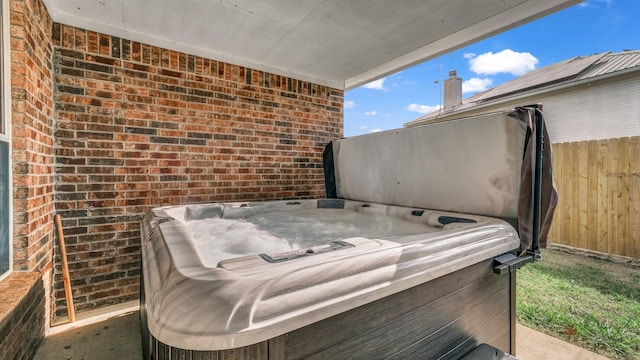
[516, 248, 640, 360]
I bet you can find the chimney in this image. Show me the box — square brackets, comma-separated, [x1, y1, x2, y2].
[443, 70, 462, 111]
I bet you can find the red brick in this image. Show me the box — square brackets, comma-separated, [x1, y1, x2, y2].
[9, 5, 344, 326]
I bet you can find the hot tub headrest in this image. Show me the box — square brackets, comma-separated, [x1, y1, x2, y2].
[184, 204, 224, 220]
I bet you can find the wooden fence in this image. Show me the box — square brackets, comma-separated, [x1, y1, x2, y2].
[548, 136, 640, 259]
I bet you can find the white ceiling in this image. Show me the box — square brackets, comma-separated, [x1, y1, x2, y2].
[42, 0, 580, 89]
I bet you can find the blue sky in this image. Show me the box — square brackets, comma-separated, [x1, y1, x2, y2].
[344, 0, 640, 137]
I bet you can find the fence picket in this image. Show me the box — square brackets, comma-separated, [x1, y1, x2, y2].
[597, 139, 609, 254]
[618, 137, 630, 257]
[630, 137, 640, 259]
[587, 140, 599, 252]
[578, 141, 589, 250]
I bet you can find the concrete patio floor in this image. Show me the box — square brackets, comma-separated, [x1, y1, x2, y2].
[34, 302, 609, 360]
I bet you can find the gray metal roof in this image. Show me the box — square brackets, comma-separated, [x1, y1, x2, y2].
[473, 52, 609, 102]
[578, 50, 640, 79]
[406, 49, 640, 126]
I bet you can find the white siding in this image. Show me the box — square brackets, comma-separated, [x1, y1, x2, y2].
[540, 76, 640, 143]
[406, 73, 640, 144]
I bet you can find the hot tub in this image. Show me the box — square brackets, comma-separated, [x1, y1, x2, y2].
[140, 107, 556, 359]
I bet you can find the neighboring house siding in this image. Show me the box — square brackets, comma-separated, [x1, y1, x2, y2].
[410, 72, 640, 144]
[541, 75, 640, 143]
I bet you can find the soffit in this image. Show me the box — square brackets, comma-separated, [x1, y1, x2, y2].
[42, 0, 581, 89]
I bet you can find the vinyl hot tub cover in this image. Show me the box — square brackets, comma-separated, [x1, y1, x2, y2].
[139, 106, 557, 351]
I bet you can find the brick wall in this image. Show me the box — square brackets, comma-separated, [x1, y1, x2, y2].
[10, 0, 55, 273]
[2, 0, 54, 356]
[0, 273, 45, 360]
[51, 25, 343, 317]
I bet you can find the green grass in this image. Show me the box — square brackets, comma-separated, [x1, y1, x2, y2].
[516, 249, 640, 360]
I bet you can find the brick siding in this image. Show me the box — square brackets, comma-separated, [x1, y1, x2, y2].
[0, 272, 46, 360]
[2, 0, 54, 356]
[10, 0, 55, 273]
[50, 25, 343, 317]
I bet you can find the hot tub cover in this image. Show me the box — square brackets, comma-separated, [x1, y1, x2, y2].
[325, 106, 557, 253]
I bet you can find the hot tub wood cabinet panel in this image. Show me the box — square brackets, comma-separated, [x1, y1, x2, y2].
[148, 259, 515, 360]
[151, 339, 269, 360]
[282, 259, 514, 360]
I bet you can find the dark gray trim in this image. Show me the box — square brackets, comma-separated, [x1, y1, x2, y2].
[0, 141, 9, 275]
[322, 142, 336, 198]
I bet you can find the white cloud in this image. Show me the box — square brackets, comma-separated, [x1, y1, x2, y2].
[365, 111, 377, 116]
[462, 77, 493, 93]
[344, 100, 355, 109]
[362, 78, 386, 90]
[467, 49, 538, 76]
[463, 53, 476, 59]
[578, 0, 613, 8]
[407, 103, 442, 114]
[369, 128, 383, 133]
[359, 125, 368, 130]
